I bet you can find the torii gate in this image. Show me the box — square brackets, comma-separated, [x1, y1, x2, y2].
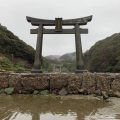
[26, 16, 92, 73]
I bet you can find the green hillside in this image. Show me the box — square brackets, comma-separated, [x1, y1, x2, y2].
[0, 24, 35, 72]
[0, 24, 35, 62]
[85, 33, 120, 72]
[0, 24, 53, 72]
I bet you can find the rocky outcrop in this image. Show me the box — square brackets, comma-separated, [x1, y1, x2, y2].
[0, 72, 120, 97]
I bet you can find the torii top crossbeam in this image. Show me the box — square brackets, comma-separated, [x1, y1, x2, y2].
[26, 16, 92, 26]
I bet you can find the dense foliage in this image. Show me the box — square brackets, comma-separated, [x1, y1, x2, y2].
[84, 33, 120, 72]
[0, 24, 35, 63]
[0, 57, 26, 72]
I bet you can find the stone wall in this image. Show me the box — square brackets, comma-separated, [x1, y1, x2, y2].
[0, 72, 120, 97]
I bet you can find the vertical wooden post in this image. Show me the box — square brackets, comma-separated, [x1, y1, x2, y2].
[32, 24, 43, 73]
[75, 24, 85, 73]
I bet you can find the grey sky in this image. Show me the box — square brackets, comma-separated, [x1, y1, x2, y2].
[0, 0, 120, 56]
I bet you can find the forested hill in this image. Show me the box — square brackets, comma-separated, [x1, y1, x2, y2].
[45, 33, 120, 72]
[84, 33, 120, 72]
[0, 24, 35, 63]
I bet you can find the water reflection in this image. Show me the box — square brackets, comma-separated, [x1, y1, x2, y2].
[40, 113, 77, 120]
[0, 95, 119, 120]
[9, 113, 32, 120]
[85, 98, 120, 120]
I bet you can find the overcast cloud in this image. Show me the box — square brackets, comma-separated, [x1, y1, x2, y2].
[0, 0, 120, 56]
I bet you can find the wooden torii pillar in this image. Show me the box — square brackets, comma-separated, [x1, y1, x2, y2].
[26, 16, 92, 73]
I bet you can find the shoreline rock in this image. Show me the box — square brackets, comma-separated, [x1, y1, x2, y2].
[0, 72, 120, 98]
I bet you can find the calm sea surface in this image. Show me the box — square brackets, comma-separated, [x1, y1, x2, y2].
[0, 95, 120, 120]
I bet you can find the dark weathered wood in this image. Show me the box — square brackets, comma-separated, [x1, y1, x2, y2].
[75, 24, 84, 72]
[55, 18, 63, 32]
[31, 24, 43, 73]
[26, 16, 92, 26]
[30, 28, 88, 34]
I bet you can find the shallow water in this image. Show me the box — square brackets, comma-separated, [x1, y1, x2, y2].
[0, 95, 120, 120]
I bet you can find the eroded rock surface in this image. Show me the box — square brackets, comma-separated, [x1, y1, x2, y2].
[0, 72, 120, 96]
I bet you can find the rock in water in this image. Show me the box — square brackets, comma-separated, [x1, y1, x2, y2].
[0, 89, 4, 94]
[4, 88, 14, 95]
[102, 91, 109, 100]
[33, 90, 39, 95]
[108, 90, 114, 97]
[114, 91, 120, 98]
[78, 88, 88, 95]
[94, 89, 102, 96]
[40, 90, 49, 95]
[59, 88, 68, 96]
